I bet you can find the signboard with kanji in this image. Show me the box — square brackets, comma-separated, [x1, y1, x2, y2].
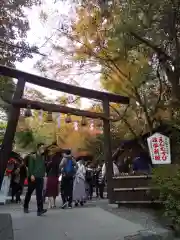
[147, 133, 171, 164]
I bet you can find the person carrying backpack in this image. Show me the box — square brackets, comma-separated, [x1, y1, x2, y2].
[59, 149, 78, 209]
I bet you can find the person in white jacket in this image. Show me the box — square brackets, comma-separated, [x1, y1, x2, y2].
[102, 161, 120, 180]
[73, 159, 86, 206]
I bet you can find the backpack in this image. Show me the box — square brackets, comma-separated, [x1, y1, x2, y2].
[63, 158, 75, 176]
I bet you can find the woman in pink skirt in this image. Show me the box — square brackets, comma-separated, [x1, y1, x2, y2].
[46, 151, 61, 208]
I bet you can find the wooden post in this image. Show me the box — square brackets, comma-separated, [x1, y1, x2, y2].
[102, 98, 113, 203]
[0, 79, 25, 189]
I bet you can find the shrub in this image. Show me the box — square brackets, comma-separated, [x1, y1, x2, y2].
[151, 165, 180, 227]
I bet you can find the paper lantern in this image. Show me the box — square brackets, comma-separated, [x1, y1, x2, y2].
[65, 114, 72, 123]
[81, 116, 87, 126]
[68, 95, 74, 103]
[24, 105, 32, 118]
[46, 112, 53, 122]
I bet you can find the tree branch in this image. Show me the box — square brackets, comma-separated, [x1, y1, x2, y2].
[152, 65, 163, 118]
[0, 40, 46, 57]
[130, 31, 173, 62]
[134, 86, 153, 134]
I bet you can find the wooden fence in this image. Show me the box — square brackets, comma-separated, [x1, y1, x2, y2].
[110, 175, 160, 205]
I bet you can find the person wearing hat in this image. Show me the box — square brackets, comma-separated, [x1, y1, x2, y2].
[59, 149, 78, 209]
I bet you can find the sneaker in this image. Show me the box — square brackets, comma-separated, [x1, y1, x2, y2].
[68, 203, 72, 209]
[75, 202, 79, 207]
[37, 209, 47, 216]
[80, 201, 84, 206]
[61, 202, 68, 209]
[24, 208, 29, 214]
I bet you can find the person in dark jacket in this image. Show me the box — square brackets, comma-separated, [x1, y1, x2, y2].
[95, 164, 104, 199]
[85, 163, 94, 200]
[23, 143, 47, 216]
[60, 149, 78, 209]
[132, 152, 152, 174]
[19, 162, 27, 197]
[11, 164, 21, 203]
[46, 150, 61, 208]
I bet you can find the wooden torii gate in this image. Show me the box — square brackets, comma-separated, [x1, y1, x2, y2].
[0, 65, 129, 202]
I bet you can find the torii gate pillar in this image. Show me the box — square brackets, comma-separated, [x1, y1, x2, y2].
[103, 98, 113, 203]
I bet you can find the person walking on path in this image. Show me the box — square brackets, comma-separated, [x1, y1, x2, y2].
[73, 159, 86, 207]
[46, 149, 61, 209]
[60, 149, 78, 209]
[11, 164, 21, 203]
[19, 161, 27, 200]
[85, 163, 94, 200]
[95, 164, 105, 199]
[23, 143, 47, 216]
[132, 152, 152, 174]
[102, 161, 120, 179]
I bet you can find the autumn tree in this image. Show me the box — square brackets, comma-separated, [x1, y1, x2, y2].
[62, 0, 180, 101]
[0, 0, 42, 114]
[93, 0, 180, 102]
[70, 6, 172, 140]
[35, 1, 174, 154]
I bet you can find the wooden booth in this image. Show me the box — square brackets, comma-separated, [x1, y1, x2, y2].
[109, 123, 178, 206]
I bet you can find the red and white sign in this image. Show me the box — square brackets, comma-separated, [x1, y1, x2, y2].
[147, 133, 171, 164]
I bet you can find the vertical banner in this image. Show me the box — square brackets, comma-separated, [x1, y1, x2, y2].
[74, 121, 79, 131]
[90, 120, 94, 131]
[39, 109, 43, 121]
[147, 133, 171, 164]
[57, 113, 61, 128]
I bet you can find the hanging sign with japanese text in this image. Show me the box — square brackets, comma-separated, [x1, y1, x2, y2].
[147, 133, 171, 164]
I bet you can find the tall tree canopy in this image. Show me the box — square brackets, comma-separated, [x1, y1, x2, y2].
[70, 4, 171, 136]
[1, 0, 41, 67]
[0, 0, 41, 115]
[60, 0, 180, 101]
[96, 0, 180, 102]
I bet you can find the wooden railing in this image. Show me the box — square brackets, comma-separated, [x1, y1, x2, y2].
[110, 175, 160, 205]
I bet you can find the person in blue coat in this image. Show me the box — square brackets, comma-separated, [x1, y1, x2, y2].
[132, 152, 152, 174]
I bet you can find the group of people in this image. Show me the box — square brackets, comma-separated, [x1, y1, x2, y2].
[10, 141, 151, 217]
[10, 143, 119, 216]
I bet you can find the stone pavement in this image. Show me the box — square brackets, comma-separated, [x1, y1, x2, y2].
[0, 196, 174, 240]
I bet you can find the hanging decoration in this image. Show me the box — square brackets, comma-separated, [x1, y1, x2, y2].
[57, 113, 61, 128]
[38, 109, 43, 121]
[97, 120, 103, 128]
[65, 114, 72, 123]
[74, 121, 79, 131]
[24, 105, 32, 118]
[100, 127, 103, 134]
[90, 120, 94, 131]
[46, 111, 53, 122]
[81, 116, 87, 126]
[68, 95, 74, 103]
